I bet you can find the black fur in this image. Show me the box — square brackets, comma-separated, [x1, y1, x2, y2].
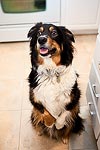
[72, 115, 84, 133]
[28, 23, 42, 67]
[66, 81, 81, 111]
[57, 26, 75, 66]
[28, 68, 38, 88]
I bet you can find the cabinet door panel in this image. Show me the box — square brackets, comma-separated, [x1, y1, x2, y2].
[66, 0, 99, 25]
[94, 35, 100, 77]
[89, 63, 100, 117]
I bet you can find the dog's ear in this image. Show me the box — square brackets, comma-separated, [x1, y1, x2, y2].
[27, 26, 37, 38]
[27, 22, 43, 38]
[58, 26, 75, 43]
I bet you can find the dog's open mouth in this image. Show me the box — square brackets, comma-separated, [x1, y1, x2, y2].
[40, 47, 49, 55]
[39, 47, 56, 57]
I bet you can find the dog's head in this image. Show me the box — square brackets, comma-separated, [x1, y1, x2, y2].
[28, 22, 75, 67]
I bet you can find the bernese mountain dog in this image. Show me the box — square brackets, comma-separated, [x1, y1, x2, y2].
[28, 22, 84, 144]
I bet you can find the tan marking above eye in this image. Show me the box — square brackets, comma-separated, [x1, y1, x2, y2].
[49, 26, 55, 32]
[39, 27, 44, 32]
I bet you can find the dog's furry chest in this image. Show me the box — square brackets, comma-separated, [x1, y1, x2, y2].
[34, 61, 77, 119]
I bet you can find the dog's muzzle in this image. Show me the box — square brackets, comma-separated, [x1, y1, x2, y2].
[38, 36, 47, 45]
[37, 35, 49, 56]
[38, 35, 56, 57]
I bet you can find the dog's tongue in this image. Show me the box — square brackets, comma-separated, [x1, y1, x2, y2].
[40, 47, 48, 55]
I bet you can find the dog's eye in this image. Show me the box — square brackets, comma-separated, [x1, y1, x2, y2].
[37, 30, 42, 37]
[51, 30, 58, 38]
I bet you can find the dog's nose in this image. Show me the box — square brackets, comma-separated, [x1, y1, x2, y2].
[38, 36, 47, 45]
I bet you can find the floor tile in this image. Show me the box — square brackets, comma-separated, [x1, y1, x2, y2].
[80, 105, 90, 120]
[0, 80, 23, 110]
[19, 110, 69, 150]
[73, 55, 92, 75]
[0, 45, 24, 80]
[75, 35, 96, 57]
[0, 42, 30, 80]
[73, 35, 97, 75]
[0, 110, 21, 150]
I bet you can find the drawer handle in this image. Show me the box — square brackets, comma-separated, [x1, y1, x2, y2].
[92, 84, 100, 98]
[88, 102, 95, 116]
[98, 62, 100, 71]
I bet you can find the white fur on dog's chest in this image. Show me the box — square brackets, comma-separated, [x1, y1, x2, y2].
[34, 58, 77, 119]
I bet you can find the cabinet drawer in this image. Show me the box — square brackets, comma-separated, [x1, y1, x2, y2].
[89, 62, 100, 116]
[86, 82, 100, 139]
[94, 35, 100, 76]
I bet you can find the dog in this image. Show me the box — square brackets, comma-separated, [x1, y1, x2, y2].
[28, 22, 84, 143]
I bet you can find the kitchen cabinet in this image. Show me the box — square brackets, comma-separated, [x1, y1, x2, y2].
[61, 0, 100, 34]
[86, 28, 100, 149]
[0, 0, 100, 42]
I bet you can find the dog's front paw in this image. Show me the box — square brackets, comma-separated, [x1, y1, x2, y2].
[55, 121, 65, 129]
[55, 116, 65, 129]
[55, 111, 71, 129]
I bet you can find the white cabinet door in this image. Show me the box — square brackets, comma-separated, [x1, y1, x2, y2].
[94, 35, 100, 77]
[61, 0, 100, 33]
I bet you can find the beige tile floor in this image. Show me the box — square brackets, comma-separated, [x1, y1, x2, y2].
[0, 35, 98, 150]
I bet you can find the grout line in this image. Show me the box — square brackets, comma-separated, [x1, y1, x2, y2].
[18, 107, 22, 150]
[0, 108, 32, 112]
[18, 80, 25, 150]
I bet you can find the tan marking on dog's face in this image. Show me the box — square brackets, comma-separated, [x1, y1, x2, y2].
[38, 56, 44, 65]
[36, 45, 44, 65]
[49, 26, 55, 32]
[39, 26, 44, 32]
[48, 39, 61, 65]
[49, 27, 61, 65]
[52, 55, 61, 66]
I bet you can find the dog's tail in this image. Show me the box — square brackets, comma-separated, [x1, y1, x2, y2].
[72, 115, 85, 134]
